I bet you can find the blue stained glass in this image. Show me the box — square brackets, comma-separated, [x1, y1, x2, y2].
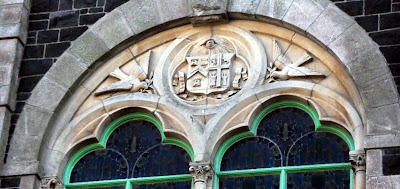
[70, 149, 128, 182]
[70, 120, 191, 183]
[221, 137, 281, 171]
[132, 144, 192, 177]
[287, 132, 349, 166]
[287, 170, 350, 189]
[132, 181, 192, 189]
[219, 175, 280, 189]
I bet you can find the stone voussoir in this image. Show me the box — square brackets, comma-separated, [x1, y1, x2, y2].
[66, 30, 109, 68]
[46, 52, 88, 89]
[26, 76, 68, 113]
[255, 0, 294, 24]
[306, 3, 355, 46]
[91, 9, 135, 49]
[366, 103, 400, 135]
[118, 0, 163, 34]
[156, 0, 189, 23]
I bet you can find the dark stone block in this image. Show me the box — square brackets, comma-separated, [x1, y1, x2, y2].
[380, 13, 400, 30]
[10, 115, 19, 125]
[23, 45, 44, 59]
[89, 7, 104, 13]
[20, 59, 53, 76]
[27, 37, 36, 44]
[383, 155, 400, 175]
[49, 11, 79, 29]
[37, 30, 59, 43]
[45, 42, 71, 57]
[395, 77, 400, 85]
[60, 26, 88, 41]
[105, 0, 129, 12]
[16, 92, 31, 101]
[393, 3, 400, 11]
[381, 46, 400, 63]
[28, 32, 36, 38]
[0, 177, 20, 187]
[79, 13, 105, 25]
[60, 0, 73, 10]
[28, 21, 48, 31]
[18, 76, 43, 92]
[80, 9, 89, 14]
[335, 1, 363, 16]
[365, 0, 391, 15]
[355, 15, 378, 32]
[31, 0, 59, 13]
[370, 29, 400, 45]
[74, 0, 97, 8]
[98, 0, 105, 6]
[389, 64, 400, 76]
[29, 13, 49, 20]
[14, 102, 25, 113]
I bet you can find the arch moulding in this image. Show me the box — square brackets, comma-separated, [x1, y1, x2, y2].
[2, 0, 399, 188]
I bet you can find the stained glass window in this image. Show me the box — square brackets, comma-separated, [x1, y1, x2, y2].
[216, 103, 354, 189]
[64, 114, 193, 189]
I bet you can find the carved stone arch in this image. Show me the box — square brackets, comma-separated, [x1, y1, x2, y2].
[2, 1, 398, 188]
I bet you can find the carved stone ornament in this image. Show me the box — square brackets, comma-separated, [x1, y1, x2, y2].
[349, 152, 366, 173]
[266, 39, 325, 83]
[95, 51, 155, 96]
[41, 177, 62, 189]
[172, 37, 249, 102]
[189, 162, 214, 184]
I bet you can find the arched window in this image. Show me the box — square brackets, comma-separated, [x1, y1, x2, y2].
[214, 101, 355, 189]
[63, 113, 194, 189]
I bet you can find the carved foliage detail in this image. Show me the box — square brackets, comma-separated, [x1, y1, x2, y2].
[189, 162, 213, 184]
[41, 177, 62, 189]
[350, 153, 366, 172]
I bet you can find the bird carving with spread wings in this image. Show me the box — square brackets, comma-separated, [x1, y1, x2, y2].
[95, 51, 153, 96]
[266, 39, 325, 82]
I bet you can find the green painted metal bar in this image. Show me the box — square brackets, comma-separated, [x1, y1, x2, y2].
[279, 169, 287, 189]
[65, 174, 192, 188]
[125, 181, 131, 189]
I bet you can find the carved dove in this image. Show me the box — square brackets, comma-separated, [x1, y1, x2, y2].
[94, 68, 148, 96]
[269, 39, 325, 80]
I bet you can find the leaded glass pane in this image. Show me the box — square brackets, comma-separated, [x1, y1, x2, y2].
[221, 137, 281, 171]
[288, 132, 349, 166]
[132, 181, 192, 189]
[219, 175, 280, 189]
[70, 149, 128, 182]
[287, 170, 351, 189]
[132, 144, 192, 177]
[70, 120, 191, 183]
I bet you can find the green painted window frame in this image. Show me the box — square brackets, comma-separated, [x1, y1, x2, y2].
[213, 100, 355, 189]
[63, 113, 195, 189]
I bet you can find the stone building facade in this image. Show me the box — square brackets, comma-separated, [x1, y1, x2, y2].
[0, 0, 399, 188]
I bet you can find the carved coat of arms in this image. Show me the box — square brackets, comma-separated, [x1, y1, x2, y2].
[172, 37, 248, 101]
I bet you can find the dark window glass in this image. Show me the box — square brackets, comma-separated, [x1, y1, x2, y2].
[287, 170, 351, 189]
[70, 120, 191, 182]
[221, 137, 281, 171]
[219, 175, 280, 189]
[132, 181, 192, 189]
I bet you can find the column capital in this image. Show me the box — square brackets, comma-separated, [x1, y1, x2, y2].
[189, 161, 214, 185]
[349, 151, 366, 173]
[41, 177, 62, 189]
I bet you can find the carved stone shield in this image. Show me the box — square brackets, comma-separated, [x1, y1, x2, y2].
[186, 53, 235, 94]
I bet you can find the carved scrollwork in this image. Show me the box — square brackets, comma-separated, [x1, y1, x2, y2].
[41, 177, 62, 189]
[189, 162, 214, 184]
[349, 152, 366, 173]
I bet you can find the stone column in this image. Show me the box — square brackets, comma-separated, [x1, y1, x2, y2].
[350, 151, 366, 189]
[189, 161, 214, 189]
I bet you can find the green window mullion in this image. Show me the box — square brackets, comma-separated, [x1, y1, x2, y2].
[279, 169, 287, 189]
[126, 180, 132, 189]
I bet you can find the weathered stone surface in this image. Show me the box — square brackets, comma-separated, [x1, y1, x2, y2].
[0, 0, 31, 8]
[0, 39, 23, 68]
[91, 9, 134, 49]
[13, 104, 52, 136]
[67, 30, 109, 67]
[366, 176, 393, 189]
[366, 150, 383, 177]
[228, 0, 261, 16]
[156, 0, 189, 22]
[0, 160, 38, 176]
[282, 0, 329, 33]
[0, 3, 28, 43]
[256, 0, 293, 21]
[26, 76, 68, 112]
[118, 0, 162, 33]
[47, 52, 87, 89]
[0, 107, 11, 160]
[307, 3, 355, 45]
[365, 134, 400, 149]
[359, 74, 399, 108]
[19, 175, 40, 189]
[366, 103, 400, 135]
